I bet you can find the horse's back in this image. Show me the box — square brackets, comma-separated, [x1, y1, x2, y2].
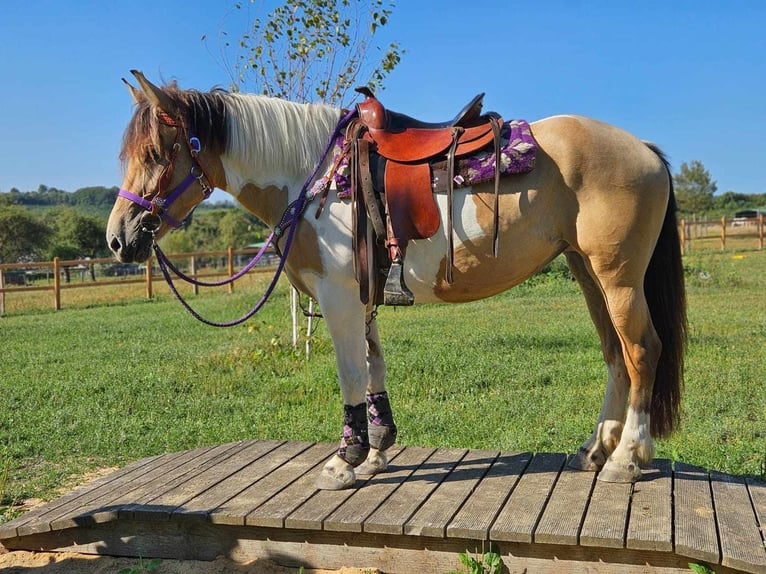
[404, 114, 671, 303]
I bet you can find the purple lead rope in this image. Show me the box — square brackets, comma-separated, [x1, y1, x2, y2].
[154, 108, 357, 327]
[154, 232, 275, 288]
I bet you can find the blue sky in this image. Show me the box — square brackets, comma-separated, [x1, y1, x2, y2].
[1, 1, 764, 198]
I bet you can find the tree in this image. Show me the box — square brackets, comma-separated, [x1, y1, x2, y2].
[219, 0, 402, 105]
[673, 160, 717, 215]
[0, 206, 51, 263]
[44, 208, 109, 281]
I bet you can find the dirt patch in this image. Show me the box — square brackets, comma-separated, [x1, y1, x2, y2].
[0, 549, 382, 573]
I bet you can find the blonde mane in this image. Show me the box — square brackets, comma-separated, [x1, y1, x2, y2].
[223, 94, 342, 183]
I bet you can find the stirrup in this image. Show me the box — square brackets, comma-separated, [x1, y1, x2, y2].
[383, 260, 414, 306]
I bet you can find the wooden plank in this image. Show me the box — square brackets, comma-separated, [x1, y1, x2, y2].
[404, 449, 499, 537]
[177, 441, 311, 519]
[627, 459, 673, 551]
[489, 452, 566, 543]
[123, 440, 283, 521]
[446, 452, 532, 540]
[711, 470, 766, 573]
[579, 475, 633, 548]
[245, 443, 342, 528]
[748, 477, 766, 533]
[323, 446, 436, 533]
[46, 442, 245, 533]
[208, 442, 335, 526]
[284, 447, 404, 530]
[534, 457, 597, 545]
[673, 461, 720, 564]
[14, 444, 222, 536]
[364, 447, 467, 535]
[0, 452, 165, 539]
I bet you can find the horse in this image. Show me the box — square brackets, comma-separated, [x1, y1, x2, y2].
[107, 70, 686, 491]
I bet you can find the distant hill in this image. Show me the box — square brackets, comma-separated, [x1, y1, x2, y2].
[0, 185, 235, 220]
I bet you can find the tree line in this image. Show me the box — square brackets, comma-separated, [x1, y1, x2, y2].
[0, 187, 267, 264]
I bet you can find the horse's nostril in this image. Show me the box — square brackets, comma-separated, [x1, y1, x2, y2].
[109, 236, 122, 253]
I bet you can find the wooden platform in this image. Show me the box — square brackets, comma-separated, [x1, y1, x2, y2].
[1, 440, 764, 573]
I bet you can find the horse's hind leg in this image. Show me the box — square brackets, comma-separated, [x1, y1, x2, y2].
[565, 252, 629, 471]
[591, 267, 661, 483]
[357, 314, 398, 476]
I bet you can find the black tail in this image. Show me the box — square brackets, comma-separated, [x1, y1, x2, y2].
[644, 144, 687, 438]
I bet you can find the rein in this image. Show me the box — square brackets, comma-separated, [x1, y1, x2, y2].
[145, 108, 357, 327]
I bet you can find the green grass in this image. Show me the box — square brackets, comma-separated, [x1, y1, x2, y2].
[1, 250, 765, 522]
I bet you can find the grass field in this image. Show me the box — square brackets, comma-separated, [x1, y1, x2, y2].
[1, 248, 765, 523]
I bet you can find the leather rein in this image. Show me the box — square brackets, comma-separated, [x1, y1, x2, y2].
[118, 107, 357, 327]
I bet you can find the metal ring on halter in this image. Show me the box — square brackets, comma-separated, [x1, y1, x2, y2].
[191, 164, 204, 180]
[140, 212, 163, 235]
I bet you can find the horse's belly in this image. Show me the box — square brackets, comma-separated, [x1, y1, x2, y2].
[405, 189, 565, 304]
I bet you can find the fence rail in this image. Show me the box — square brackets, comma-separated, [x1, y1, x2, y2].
[0, 247, 277, 315]
[679, 214, 764, 254]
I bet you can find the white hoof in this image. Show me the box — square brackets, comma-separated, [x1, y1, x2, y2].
[569, 447, 605, 471]
[357, 449, 389, 476]
[315, 457, 356, 490]
[598, 458, 642, 483]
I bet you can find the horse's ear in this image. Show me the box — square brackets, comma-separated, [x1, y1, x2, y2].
[122, 77, 143, 105]
[130, 70, 178, 116]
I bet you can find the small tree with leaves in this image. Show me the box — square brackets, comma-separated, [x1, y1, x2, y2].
[673, 160, 717, 215]
[218, 0, 402, 106]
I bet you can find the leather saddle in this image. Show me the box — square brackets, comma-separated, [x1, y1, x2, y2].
[349, 87, 504, 306]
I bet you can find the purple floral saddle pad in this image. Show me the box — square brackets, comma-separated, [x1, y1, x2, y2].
[430, 119, 537, 193]
[330, 119, 538, 199]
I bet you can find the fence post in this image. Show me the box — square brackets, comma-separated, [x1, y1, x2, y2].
[190, 255, 199, 295]
[145, 256, 153, 299]
[679, 219, 686, 255]
[53, 257, 61, 310]
[720, 216, 726, 251]
[759, 214, 764, 250]
[227, 246, 235, 294]
[0, 269, 5, 316]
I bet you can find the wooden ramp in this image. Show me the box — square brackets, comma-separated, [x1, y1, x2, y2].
[0, 440, 764, 573]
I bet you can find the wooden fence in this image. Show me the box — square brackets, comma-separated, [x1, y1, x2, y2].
[679, 214, 764, 254]
[2, 216, 764, 315]
[0, 247, 277, 315]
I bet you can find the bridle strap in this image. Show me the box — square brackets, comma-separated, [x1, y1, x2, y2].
[119, 111, 213, 230]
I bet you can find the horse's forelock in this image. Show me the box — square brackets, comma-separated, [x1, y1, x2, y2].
[120, 83, 230, 170]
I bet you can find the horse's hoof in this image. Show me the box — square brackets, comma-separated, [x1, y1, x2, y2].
[597, 459, 641, 483]
[569, 448, 604, 471]
[357, 450, 389, 476]
[315, 467, 356, 490]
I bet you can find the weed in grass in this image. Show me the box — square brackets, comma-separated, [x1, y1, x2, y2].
[688, 563, 716, 574]
[117, 557, 162, 573]
[448, 546, 502, 574]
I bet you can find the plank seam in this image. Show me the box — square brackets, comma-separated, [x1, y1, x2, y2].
[528, 453, 567, 545]
[396, 448, 470, 535]
[745, 478, 766, 552]
[460, 452, 532, 541]
[708, 468, 724, 565]
[575, 461, 599, 545]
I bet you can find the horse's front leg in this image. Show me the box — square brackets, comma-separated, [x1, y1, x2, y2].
[315, 294, 372, 491]
[357, 313, 397, 476]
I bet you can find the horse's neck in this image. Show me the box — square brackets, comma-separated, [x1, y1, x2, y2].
[218, 94, 341, 228]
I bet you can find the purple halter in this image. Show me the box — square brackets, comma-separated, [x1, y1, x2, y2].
[118, 113, 213, 231]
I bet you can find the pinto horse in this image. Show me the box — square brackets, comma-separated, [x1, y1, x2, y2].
[107, 71, 686, 490]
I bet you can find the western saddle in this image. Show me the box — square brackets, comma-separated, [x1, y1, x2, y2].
[347, 87, 504, 306]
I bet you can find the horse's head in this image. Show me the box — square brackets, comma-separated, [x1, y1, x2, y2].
[107, 71, 226, 262]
